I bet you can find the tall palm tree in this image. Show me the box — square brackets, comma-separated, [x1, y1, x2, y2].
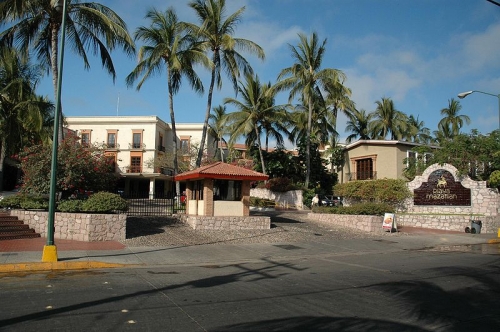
[186, 0, 265, 167]
[324, 79, 355, 130]
[224, 73, 286, 175]
[0, 0, 135, 142]
[345, 108, 373, 143]
[275, 32, 346, 188]
[208, 105, 229, 162]
[0, 47, 54, 191]
[126, 7, 207, 176]
[370, 97, 408, 140]
[404, 114, 432, 143]
[438, 98, 471, 137]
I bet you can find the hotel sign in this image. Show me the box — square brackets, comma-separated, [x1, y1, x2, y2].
[414, 169, 471, 206]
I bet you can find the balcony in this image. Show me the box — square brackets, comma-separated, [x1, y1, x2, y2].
[129, 142, 146, 150]
[103, 142, 120, 150]
[348, 171, 377, 181]
[120, 166, 142, 173]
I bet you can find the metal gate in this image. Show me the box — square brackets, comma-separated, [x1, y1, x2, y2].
[124, 192, 185, 216]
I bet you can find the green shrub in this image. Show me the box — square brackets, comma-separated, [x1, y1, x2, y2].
[0, 193, 49, 210]
[489, 170, 500, 189]
[266, 177, 300, 192]
[334, 179, 412, 207]
[312, 202, 395, 216]
[81, 191, 128, 213]
[57, 199, 84, 212]
[302, 188, 316, 208]
[250, 197, 275, 207]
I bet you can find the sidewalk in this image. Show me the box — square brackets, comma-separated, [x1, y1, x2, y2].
[1, 230, 499, 273]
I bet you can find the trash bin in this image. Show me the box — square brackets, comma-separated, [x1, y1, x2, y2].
[470, 220, 482, 234]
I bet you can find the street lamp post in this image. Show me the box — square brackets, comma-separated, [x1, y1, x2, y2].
[457, 90, 500, 130]
[42, 0, 68, 262]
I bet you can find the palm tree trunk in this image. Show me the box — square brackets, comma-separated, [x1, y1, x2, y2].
[305, 98, 312, 188]
[0, 139, 6, 192]
[196, 53, 218, 168]
[255, 127, 266, 175]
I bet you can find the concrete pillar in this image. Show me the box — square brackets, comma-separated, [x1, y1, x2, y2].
[186, 181, 193, 215]
[149, 178, 155, 199]
[204, 179, 214, 216]
[242, 181, 250, 216]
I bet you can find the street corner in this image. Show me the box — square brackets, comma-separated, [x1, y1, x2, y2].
[0, 261, 139, 273]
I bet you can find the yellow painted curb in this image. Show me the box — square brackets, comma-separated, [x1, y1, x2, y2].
[0, 261, 136, 273]
[487, 239, 500, 244]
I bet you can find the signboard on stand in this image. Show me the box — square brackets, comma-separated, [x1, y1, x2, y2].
[383, 213, 397, 232]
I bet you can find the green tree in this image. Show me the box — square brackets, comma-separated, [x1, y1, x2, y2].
[345, 108, 373, 143]
[438, 98, 471, 138]
[18, 133, 118, 196]
[370, 97, 408, 140]
[0, 0, 135, 142]
[0, 47, 54, 191]
[208, 105, 229, 161]
[225, 73, 287, 175]
[275, 32, 346, 188]
[126, 7, 207, 175]
[404, 114, 432, 143]
[186, 0, 265, 167]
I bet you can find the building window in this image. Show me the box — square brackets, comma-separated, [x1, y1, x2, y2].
[81, 132, 90, 147]
[180, 138, 190, 154]
[132, 133, 141, 149]
[356, 158, 373, 180]
[130, 156, 141, 173]
[158, 133, 165, 152]
[213, 180, 242, 201]
[107, 132, 116, 148]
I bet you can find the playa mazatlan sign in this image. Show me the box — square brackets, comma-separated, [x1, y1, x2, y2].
[413, 169, 471, 206]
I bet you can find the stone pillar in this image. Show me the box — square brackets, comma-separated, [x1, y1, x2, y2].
[242, 181, 250, 216]
[149, 178, 155, 199]
[204, 179, 214, 216]
[186, 181, 193, 215]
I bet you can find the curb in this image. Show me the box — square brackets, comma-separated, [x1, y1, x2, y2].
[0, 261, 138, 273]
[487, 238, 500, 244]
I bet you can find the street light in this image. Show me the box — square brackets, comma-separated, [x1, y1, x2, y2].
[457, 90, 500, 130]
[42, 0, 68, 262]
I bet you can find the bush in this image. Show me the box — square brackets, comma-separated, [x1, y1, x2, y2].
[250, 197, 275, 208]
[312, 202, 395, 216]
[81, 192, 128, 213]
[266, 177, 300, 192]
[334, 179, 412, 207]
[489, 170, 500, 189]
[0, 193, 48, 210]
[57, 199, 84, 212]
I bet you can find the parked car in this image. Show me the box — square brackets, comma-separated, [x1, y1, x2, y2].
[319, 195, 343, 206]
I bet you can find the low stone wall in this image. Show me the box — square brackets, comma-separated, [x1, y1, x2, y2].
[250, 188, 303, 210]
[308, 213, 384, 233]
[180, 215, 271, 230]
[10, 210, 126, 241]
[308, 212, 500, 234]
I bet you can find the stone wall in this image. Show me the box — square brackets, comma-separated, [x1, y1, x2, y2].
[10, 210, 126, 241]
[308, 213, 384, 233]
[180, 215, 271, 230]
[250, 188, 303, 210]
[396, 214, 500, 233]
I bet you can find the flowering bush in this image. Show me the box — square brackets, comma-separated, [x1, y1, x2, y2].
[15, 133, 118, 196]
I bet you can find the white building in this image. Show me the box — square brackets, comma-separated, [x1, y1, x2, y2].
[65, 116, 216, 197]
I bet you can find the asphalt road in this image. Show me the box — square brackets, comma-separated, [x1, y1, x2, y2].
[1, 242, 499, 331]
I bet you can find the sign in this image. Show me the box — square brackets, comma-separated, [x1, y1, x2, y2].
[413, 169, 471, 206]
[383, 213, 396, 232]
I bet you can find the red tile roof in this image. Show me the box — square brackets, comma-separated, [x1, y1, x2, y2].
[174, 162, 268, 181]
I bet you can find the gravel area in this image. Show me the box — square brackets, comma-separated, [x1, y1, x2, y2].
[121, 211, 392, 247]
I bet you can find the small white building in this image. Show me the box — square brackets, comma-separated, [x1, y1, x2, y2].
[65, 116, 216, 197]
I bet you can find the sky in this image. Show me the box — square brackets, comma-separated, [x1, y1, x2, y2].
[33, 0, 500, 145]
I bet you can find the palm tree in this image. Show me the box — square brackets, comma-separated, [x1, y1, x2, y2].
[404, 114, 432, 143]
[0, 47, 54, 191]
[208, 105, 229, 162]
[370, 97, 408, 140]
[0, 0, 135, 142]
[126, 7, 207, 176]
[345, 108, 373, 143]
[186, 0, 265, 167]
[438, 98, 471, 137]
[275, 32, 346, 188]
[224, 73, 286, 175]
[324, 79, 355, 130]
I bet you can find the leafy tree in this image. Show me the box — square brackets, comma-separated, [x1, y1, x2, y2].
[0, 47, 54, 191]
[276, 32, 346, 188]
[185, 0, 265, 167]
[438, 98, 471, 138]
[431, 129, 500, 182]
[126, 7, 207, 175]
[370, 97, 408, 140]
[16, 133, 118, 196]
[0, 0, 135, 142]
[209, 105, 230, 161]
[404, 114, 432, 143]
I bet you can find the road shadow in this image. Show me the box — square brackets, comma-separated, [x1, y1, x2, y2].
[125, 216, 181, 238]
